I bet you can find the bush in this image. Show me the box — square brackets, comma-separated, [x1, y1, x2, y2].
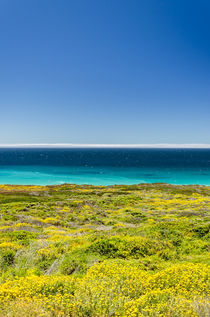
[37, 258, 54, 271]
[0, 249, 16, 268]
[89, 235, 172, 259]
[9, 230, 37, 244]
[60, 248, 99, 275]
[193, 223, 210, 238]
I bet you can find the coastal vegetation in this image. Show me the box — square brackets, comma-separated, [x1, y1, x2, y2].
[0, 183, 209, 316]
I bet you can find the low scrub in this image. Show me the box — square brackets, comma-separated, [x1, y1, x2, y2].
[0, 183, 209, 316]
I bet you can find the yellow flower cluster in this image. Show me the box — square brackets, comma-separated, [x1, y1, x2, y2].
[0, 242, 23, 251]
[0, 262, 208, 316]
[0, 183, 209, 316]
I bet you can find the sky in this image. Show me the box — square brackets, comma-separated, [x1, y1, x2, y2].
[0, 0, 209, 144]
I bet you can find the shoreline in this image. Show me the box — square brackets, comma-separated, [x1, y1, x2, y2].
[0, 182, 210, 188]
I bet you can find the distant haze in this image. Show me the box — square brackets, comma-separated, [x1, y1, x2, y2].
[0, 144, 210, 149]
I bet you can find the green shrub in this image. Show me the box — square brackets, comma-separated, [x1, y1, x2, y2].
[60, 248, 99, 275]
[0, 249, 16, 268]
[37, 259, 54, 271]
[89, 236, 172, 259]
[192, 223, 210, 238]
[8, 230, 38, 246]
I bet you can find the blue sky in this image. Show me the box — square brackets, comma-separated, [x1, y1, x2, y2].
[0, 0, 209, 144]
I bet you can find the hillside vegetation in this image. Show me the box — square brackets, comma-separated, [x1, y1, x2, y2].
[0, 183, 209, 316]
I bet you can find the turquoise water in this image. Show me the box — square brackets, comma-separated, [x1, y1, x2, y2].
[0, 148, 209, 185]
[0, 165, 210, 186]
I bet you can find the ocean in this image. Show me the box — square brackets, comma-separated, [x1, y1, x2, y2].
[0, 148, 210, 185]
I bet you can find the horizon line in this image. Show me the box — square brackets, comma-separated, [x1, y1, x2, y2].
[0, 143, 210, 149]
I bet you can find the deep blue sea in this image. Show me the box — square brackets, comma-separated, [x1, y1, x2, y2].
[0, 148, 210, 185]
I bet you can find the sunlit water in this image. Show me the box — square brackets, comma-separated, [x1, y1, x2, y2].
[0, 148, 209, 185]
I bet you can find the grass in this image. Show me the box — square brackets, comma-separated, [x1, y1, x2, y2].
[0, 183, 209, 316]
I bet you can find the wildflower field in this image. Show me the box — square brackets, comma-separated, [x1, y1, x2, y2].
[0, 183, 209, 316]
